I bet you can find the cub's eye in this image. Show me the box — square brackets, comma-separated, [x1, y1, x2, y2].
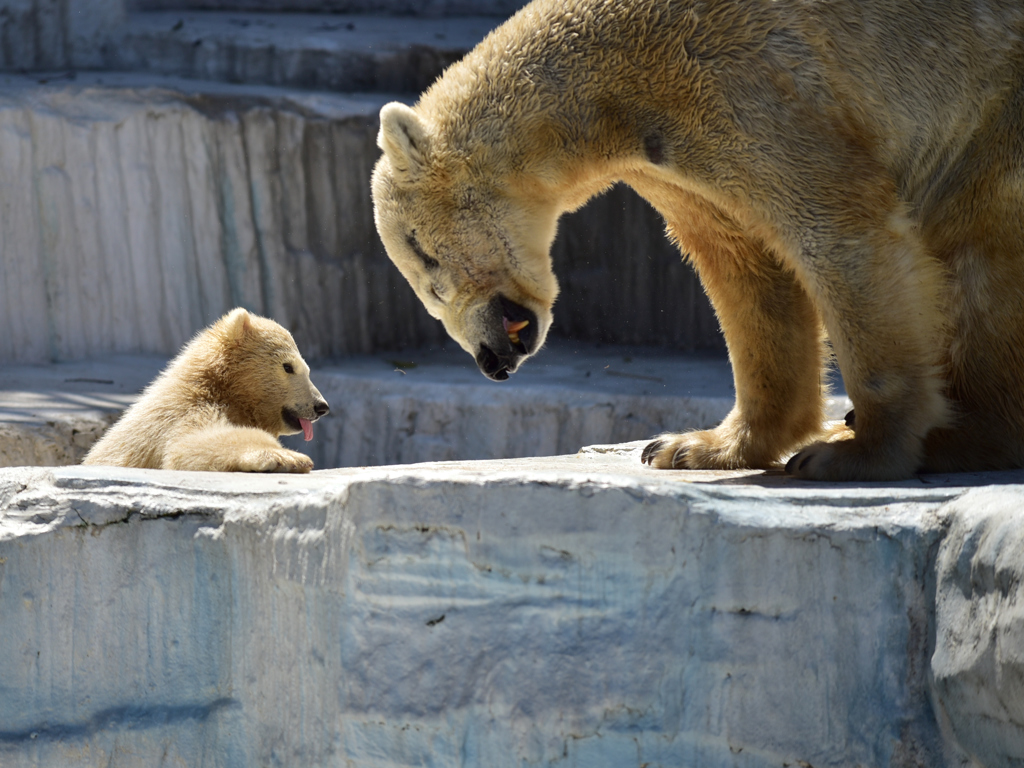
[283, 363, 295, 374]
[429, 285, 444, 304]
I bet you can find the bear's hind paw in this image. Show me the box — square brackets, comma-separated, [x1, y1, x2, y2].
[784, 438, 918, 482]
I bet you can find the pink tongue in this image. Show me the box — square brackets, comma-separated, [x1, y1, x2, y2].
[300, 417, 313, 442]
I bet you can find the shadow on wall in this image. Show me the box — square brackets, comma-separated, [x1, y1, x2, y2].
[551, 183, 724, 353]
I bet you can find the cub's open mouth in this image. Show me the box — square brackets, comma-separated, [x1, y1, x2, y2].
[282, 407, 315, 441]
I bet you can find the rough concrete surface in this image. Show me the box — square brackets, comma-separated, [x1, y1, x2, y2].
[285, 343, 849, 467]
[932, 490, 1024, 768]
[0, 73, 440, 364]
[4, 447, 1022, 767]
[0, 0, 124, 70]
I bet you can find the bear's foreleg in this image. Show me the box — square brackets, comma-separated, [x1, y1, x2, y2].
[641, 219, 828, 470]
[164, 424, 314, 473]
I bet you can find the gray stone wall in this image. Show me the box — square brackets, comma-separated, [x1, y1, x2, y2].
[0, 0, 124, 70]
[126, 0, 529, 15]
[0, 76, 721, 365]
[0, 79, 443, 364]
[0, 0, 725, 364]
[0, 456, 989, 767]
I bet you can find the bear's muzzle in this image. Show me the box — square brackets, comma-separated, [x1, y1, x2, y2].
[474, 295, 538, 381]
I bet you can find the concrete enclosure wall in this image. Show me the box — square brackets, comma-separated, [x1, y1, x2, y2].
[2, 455, 1009, 768]
[0, 77, 721, 365]
[0, 0, 724, 365]
[0, 0, 124, 70]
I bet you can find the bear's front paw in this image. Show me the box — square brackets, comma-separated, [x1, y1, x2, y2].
[238, 448, 314, 474]
[785, 438, 918, 481]
[641, 430, 762, 470]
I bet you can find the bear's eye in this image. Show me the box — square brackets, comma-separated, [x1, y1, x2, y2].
[407, 233, 439, 270]
[283, 363, 295, 374]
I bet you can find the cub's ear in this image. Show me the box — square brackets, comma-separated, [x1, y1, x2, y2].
[222, 307, 253, 340]
[378, 102, 432, 184]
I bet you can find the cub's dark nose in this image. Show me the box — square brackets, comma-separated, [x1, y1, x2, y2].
[314, 400, 330, 417]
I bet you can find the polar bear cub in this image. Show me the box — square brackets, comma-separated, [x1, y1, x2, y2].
[83, 308, 329, 473]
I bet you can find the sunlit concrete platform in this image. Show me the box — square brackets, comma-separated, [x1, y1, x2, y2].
[0, 342, 851, 469]
[0, 445, 1020, 766]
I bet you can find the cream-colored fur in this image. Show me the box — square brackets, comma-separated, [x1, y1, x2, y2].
[83, 308, 329, 473]
[372, 0, 1024, 481]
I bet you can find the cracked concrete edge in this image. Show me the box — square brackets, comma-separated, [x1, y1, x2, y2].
[2, 449, 1016, 542]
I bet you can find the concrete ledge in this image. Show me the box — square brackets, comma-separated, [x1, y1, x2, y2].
[2, 448, 1021, 766]
[0, 356, 163, 467]
[0, 344, 852, 468]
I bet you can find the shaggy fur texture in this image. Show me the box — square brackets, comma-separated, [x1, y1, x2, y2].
[83, 308, 329, 473]
[371, 0, 1024, 481]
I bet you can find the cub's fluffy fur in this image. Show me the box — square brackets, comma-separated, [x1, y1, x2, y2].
[84, 308, 329, 473]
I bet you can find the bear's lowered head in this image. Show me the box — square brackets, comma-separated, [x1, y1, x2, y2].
[372, 102, 562, 381]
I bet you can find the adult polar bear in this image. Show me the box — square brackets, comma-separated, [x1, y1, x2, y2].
[372, 0, 1024, 481]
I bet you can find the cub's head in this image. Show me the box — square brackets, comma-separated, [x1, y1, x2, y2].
[371, 102, 560, 381]
[212, 308, 330, 440]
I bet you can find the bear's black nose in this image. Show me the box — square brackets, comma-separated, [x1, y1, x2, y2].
[474, 294, 537, 380]
[476, 344, 511, 381]
[315, 401, 330, 417]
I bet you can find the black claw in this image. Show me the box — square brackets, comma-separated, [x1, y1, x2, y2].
[641, 439, 664, 465]
[845, 409, 856, 429]
[786, 451, 815, 475]
[671, 446, 689, 468]
[785, 452, 802, 474]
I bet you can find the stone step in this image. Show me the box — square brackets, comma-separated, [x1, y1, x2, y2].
[0, 356, 160, 467]
[108, 11, 501, 93]
[0, 72, 721, 366]
[129, 0, 528, 15]
[0, 1, 520, 73]
[0, 453, 1016, 765]
[0, 343, 853, 469]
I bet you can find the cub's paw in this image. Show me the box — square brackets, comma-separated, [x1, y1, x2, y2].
[238, 448, 314, 474]
[784, 438, 917, 482]
[641, 430, 758, 470]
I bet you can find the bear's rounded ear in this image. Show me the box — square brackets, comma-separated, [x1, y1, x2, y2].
[223, 307, 253, 340]
[378, 102, 432, 184]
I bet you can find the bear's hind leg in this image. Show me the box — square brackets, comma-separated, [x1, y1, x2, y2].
[642, 233, 827, 470]
[782, 209, 950, 481]
[164, 425, 313, 473]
